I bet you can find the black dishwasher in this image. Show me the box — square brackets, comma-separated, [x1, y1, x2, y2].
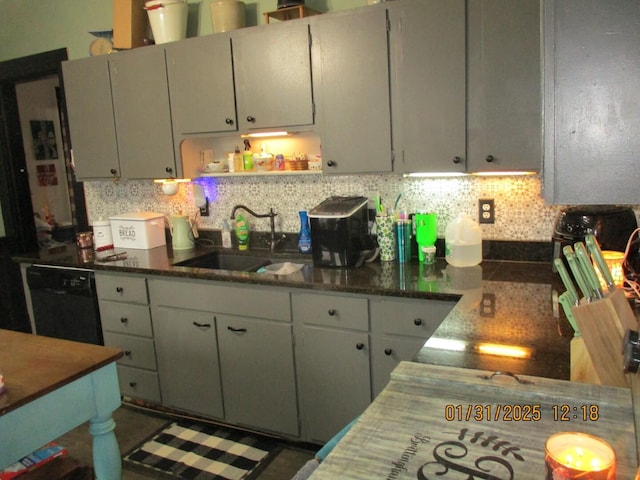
[26, 265, 103, 345]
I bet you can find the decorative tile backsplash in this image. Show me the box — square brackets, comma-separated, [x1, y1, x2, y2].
[83, 174, 575, 242]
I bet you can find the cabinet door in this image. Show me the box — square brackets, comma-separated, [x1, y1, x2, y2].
[543, 0, 640, 204]
[165, 34, 237, 136]
[312, 7, 393, 174]
[153, 306, 224, 419]
[109, 46, 177, 179]
[395, 0, 466, 173]
[298, 325, 371, 444]
[233, 22, 314, 131]
[217, 315, 299, 437]
[62, 56, 120, 180]
[466, 0, 541, 172]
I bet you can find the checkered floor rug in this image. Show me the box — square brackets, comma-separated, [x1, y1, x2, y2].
[123, 420, 281, 480]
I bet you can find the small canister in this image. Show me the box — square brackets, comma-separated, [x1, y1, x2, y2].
[93, 220, 114, 251]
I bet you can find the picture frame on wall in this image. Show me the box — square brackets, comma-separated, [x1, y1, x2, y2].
[30, 120, 58, 160]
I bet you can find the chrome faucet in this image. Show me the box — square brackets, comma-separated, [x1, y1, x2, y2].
[230, 205, 282, 251]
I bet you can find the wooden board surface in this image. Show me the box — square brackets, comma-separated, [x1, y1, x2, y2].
[310, 361, 636, 479]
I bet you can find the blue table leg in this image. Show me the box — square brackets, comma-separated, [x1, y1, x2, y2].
[89, 414, 121, 480]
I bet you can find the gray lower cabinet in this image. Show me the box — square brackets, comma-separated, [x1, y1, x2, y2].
[292, 292, 371, 444]
[148, 277, 298, 437]
[95, 272, 161, 403]
[152, 306, 224, 419]
[311, 5, 393, 174]
[370, 297, 456, 397]
[217, 314, 298, 436]
[543, 0, 640, 204]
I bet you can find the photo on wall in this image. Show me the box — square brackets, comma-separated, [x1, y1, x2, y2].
[30, 120, 58, 160]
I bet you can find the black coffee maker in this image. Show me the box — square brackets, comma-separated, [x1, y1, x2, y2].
[552, 205, 638, 272]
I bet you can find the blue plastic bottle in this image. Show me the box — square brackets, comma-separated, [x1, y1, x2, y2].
[298, 211, 312, 253]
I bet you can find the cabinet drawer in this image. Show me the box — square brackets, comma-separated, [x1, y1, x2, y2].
[100, 300, 152, 337]
[371, 298, 454, 337]
[103, 331, 157, 370]
[95, 273, 148, 304]
[117, 365, 161, 403]
[292, 292, 368, 331]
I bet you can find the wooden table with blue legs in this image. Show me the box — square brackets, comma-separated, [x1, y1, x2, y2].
[0, 329, 123, 479]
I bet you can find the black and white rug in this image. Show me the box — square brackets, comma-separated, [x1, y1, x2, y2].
[123, 420, 281, 480]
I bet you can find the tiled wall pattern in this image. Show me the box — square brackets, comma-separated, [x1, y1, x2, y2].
[83, 174, 575, 242]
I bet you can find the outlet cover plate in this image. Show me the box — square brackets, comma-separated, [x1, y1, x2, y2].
[479, 199, 495, 224]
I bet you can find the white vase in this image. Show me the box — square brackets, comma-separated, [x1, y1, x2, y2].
[210, 0, 246, 33]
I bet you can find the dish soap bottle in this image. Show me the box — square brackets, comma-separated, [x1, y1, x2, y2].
[221, 220, 232, 249]
[298, 211, 312, 253]
[235, 214, 249, 251]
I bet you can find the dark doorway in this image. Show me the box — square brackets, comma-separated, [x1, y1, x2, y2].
[0, 48, 88, 332]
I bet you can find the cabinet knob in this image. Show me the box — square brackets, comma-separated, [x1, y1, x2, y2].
[328, 309, 336, 316]
[124, 350, 132, 357]
[110, 168, 118, 175]
[120, 317, 128, 324]
[225, 117, 234, 125]
[485, 155, 494, 163]
[165, 166, 173, 174]
[452, 156, 462, 164]
[384, 348, 393, 356]
[116, 287, 124, 294]
[128, 382, 137, 388]
[356, 343, 365, 350]
[246, 116, 255, 123]
[413, 318, 423, 326]
[326, 160, 337, 167]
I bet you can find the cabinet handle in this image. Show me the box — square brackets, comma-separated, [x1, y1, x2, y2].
[124, 350, 132, 357]
[384, 348, 393, 356]
[128, 382, 137, 388]
[165, 166, 173, 174]
[326, 160, 336, 167]
[485, 155, 494, 163]
[116, 287, 124, 293]
[356, 343, 365, 350]
[246, 116, 255, 123]
[193, 322, 211, 328]
[120, 317, 128, 324]
[225, 117, 234, 125]
[227, 326, 247, 333]
[413, 318, 423, 326]
[327, 309, 336, 316]
[452, 156, 462, 164]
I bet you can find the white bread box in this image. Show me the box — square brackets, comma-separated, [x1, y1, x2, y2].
[109, 212, 166, 249]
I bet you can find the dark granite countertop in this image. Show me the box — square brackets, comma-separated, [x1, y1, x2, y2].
[14, 241, 572, 381]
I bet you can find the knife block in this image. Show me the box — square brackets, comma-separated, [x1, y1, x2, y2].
[570, 287, 638, 388]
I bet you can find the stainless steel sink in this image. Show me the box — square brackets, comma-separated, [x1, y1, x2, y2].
[172, 252, 272, 272]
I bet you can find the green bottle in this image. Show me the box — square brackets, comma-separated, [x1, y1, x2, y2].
[235, 214, 249, 251]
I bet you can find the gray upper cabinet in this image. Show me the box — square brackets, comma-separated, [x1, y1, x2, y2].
[312, 6, 393, 174]
[396, 0, 541, 173]
[109, 46, 178, 179]
[392, 0, 466, 173]
[543, 0, 640, 204]
[62, 56, 120, 180]
[165, 33, 237, 138]
[233, 21, 314, 132]
[466, 0, 541, 173]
